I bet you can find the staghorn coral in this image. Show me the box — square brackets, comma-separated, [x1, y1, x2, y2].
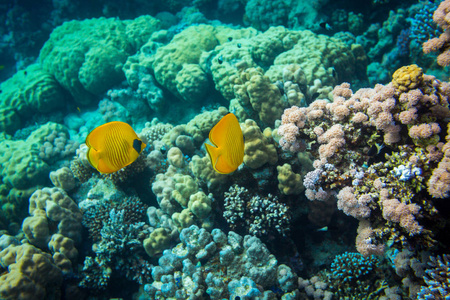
[325, 252, 387, 299]
[417, 254, 450, 299]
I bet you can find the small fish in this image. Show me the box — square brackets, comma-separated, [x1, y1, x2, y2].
[331, 67, 337, 78]
[218, 55, 223, 64]
[317, 226, 328, 232]
[205, 113, 244, 174]
[77, 107, 81, 112]
[85, 121, 146, 173]
[320, 22, 333, 31]
[367, 143, 392, 165]
[0, 65, 4, 71]
[367, 143, 385, 156]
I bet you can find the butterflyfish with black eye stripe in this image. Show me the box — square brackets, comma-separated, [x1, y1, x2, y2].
[85, 121, 146, 174]
[205, 113, 244, 174]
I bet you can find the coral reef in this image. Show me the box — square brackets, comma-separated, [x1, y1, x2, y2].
[144, 225, 297, 299]
[1, 3, 450, 300]
[278, 66, 449, 255]
[224, 185, 291, 237]
[417, 254, 450, 300]
[40, 16, 162, 105]
[423, 0, 450, 66]
[0, 244, 63, 300]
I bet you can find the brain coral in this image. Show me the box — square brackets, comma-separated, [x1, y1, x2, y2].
[39, 15, 161, 105]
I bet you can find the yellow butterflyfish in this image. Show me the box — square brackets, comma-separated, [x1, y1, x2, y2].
[205, 113, 244, 174]
[85, 121, 146, 174]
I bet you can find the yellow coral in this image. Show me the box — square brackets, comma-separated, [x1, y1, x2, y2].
[172, 208, 195, 230]
[189, 155, 228, 190]
[143, 228, 172, 257]
[188, 191, 212, 219]
[48, 233, 78, 261]
[0, 244, 63, 300]
[171, 174, 198, 208]
[392, 64, 423, 92]
[241, 119, 278, 169]
[167, 147, 185, 168]
[277, 163, 304, 195]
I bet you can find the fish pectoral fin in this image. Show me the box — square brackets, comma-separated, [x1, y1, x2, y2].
[87, 147, 100, 169]
[205, 143, 220, 167]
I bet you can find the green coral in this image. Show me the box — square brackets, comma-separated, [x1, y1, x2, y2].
[0, 64, 67, 134]
[39, 16, 161, 105]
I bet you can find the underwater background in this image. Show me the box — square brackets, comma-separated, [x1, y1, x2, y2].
[0, 0, 450, 299]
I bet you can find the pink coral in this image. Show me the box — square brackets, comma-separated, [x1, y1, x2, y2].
[433, 0, 450, 30]
[374, 111, 394, 130]
[408, 123, 438, 139]
[383, 125, 401, 144]
[355, 220, 385, 257]
[278, 123, 299, 143]
[317, 124, 344, 144]
[381, 198, 422, 235]
[428, 158, 450, 198]
[332, 105, 350, 120]
[307, 109, 324, 120]
[351, 112, 368, 123]
[332, 82, 352, 98]
[423, 1, 450, 66]
[336, 187, 371, 219]
[398, 108, 418, 124]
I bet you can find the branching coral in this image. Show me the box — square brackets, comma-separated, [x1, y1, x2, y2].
[224, 185, 290, 237]
[80, 209, 152, 289]
[417, 254, 450, 300]
[325, 252, 387, 299]
[82, 196, 148, 241]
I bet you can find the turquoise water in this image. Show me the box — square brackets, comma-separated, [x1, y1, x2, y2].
[0, 1, 449, 299]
